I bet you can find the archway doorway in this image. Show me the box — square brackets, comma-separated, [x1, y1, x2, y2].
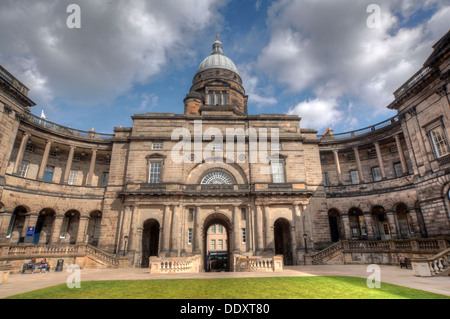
[372, 206, 390, 240]
[274, 218, 293, 266]
[203, 213, 232, 272]
[328, 209, 343, 242]
[87, 211, 102, 246]
[395, 203, 413, 239]
[142, 219, 160, 268]
[35, 209, 55, 245]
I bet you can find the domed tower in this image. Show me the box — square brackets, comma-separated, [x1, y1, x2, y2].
[184, 35, 248, 116]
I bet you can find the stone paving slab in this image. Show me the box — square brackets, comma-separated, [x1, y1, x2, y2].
[0, 265, 449, 298]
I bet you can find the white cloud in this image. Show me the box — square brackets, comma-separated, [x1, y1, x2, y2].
[239, 63, 277, 108]
[287, 98, 345, 130]
[0, 0, 224, 108]
[257, 0, 450, 130]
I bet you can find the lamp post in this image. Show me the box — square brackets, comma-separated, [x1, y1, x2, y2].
[123, 235, 129, 256]
[303, 233, 308, 254]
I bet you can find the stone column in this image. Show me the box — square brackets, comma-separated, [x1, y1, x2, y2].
[13, 133, 30, 174]
[374, 142, 386, 179]
[363, 211, 376, 240]
[395, 134, 408, 175]
[177, 204, 185, 257]
[63, 145, 76, 184]
[333, 150, 343, 184]
[248, 204, 256, 254]
[161, 205, 172, 256]
[50, 215, 64, 244]
[294, 204, 304, 251]
[232, 205, 240, 253]
[86, 149, 97, 186]
[193, 206, 201, 254]
[386, 210, 398, 239]
[263, 205, 272, 252]
[353, 147, 364, 183]
[255, 204, 264, 254]
[37, 140, 52, 180]
[340, 212, 350, 240]
[76, 216, 90, 244]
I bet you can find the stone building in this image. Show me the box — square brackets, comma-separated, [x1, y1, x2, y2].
[0, 32, 449, 272]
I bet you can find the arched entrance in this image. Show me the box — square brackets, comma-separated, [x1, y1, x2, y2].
[372, 206, 390, 240]
[203, 213, 232, 272]
[35, 209, 55, 245]
[274, 218, 293, 266]
[348, 207, 365, 239]
[141, 219, 160, 268]
[395, 203, 413, 239]
[61, 210, 80, 244]
[7, 206, 28, 243]
[328, 209, 343, 242]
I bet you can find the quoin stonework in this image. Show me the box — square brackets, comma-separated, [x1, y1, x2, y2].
[0, 32, 449, 275]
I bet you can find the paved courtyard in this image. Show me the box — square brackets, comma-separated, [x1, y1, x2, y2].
[1, 265, 449, 298]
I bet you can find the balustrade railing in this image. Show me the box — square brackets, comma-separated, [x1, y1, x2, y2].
[1, 243, 121, 268]
[427, 248, 450, 276]
[311, 238, 449, 265]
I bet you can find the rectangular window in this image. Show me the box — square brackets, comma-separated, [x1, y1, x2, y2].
[242, 228, 247, 244]
[101, 172, 109, 187]
[68, 170, 78, 185]
[323, 172, 329, 186]
[271, 161, 285, 183]
[211, 239, 216, 250]
[218, 225, 223, 234]
[218, 239, 223, 250]
[43, 166, 54, 183]
[187, 228, 193, 245]
[429, 126, 449, 158]
[368, 149, 377, 159]
[350, 170, 360, 184]
[25, 143, 35, 152]
[221, 93, 228, 105]
[148, 162, 162, 184]
[18, 161, 29, 178]
[152, 142, 163, 150]
[347, 154, 356, 162]
[394, 163, 403, 178]
[211, 225, 216, 234]
[372, 167, 382, 182]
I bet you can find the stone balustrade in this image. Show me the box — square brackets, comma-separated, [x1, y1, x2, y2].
[234, 255, 283, 272]
[149, 255, 201, 274]
[411, 248, 450, 277]
[310, 238, 449, 265]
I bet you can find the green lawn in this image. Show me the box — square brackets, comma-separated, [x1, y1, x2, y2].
[6, 276, 449, 299]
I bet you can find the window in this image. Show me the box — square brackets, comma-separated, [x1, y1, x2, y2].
[350, 170, 360, 184]
[25, 143, 35, 152]
[188, 208, 194, 222]
[218, 225, 223, 234]
[49, 149, 58, 157]
[148, 162, 162, 184]
[18, 161, 29, 178]
[68, 170, 78, 185]
[218, 239, 223, 250]
[152, 142, 163, 150]
[207, 90, 228, 106]
[211, 225, 216, 234]
[271, 161, 285, 183]
[101, 172, 109, 187]
[201, 171, 234, 184]
[347, 154, 356, 162]
[372, 167, 382, 182]
[368, 149, 377, 159]
[43, 166, 54, 183]
[394, 163, 403, 178]
[211, 239, 216, 250]
[390, 145, 398, 153]
[323, 172, 329, 186]
[187, 228, 193, 245]
[429, 126, 449, 158]
[6, 214, 16, 238]
[242, 228, 247, 244]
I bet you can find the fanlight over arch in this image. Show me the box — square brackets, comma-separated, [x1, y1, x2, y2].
[200, 171, 234, 185]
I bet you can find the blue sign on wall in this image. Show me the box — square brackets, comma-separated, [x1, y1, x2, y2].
[26, 227, 35, 237]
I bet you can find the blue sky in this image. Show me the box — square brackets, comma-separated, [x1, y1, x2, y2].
[0, 0, 449, 135]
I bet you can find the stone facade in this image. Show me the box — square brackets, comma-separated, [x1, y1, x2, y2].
[0, 33, 449, 271]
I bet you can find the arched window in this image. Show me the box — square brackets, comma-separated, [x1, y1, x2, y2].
[201, 171, 234, 185]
